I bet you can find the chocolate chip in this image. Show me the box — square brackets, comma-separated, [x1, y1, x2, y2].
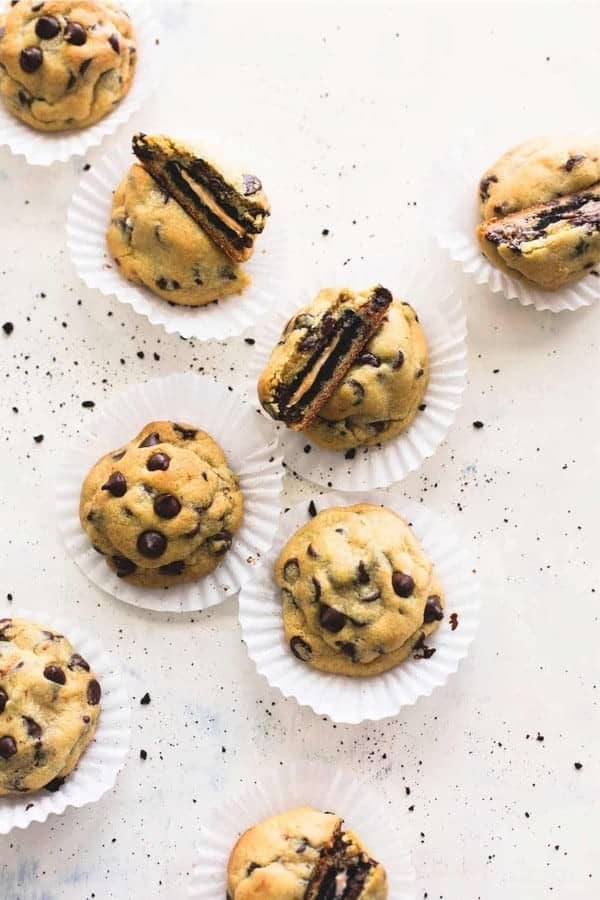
[416, 368, 424, 378]
[140, 431, 161, 447]
[153, 493, 181, 519]
[101, 471, 127, 497]
[479, 174, 498, 201]
[283, 558, 300, 582]
[207, 531, 232, 555]
[357, 561, 370, 584]
[35, 15, 60, 39]
[23, 717, 41, 739]
[108, 33, 120, 53]
[424, 595, 444, 623]
[319, 604, 346, 633]
[87, 679, 101, 705]
[356, 352, 380, 367]
[68, 653, 90, 671]
[65, 22, 87, 45]
[158, 560, 185, 576]
[361, 589, 381, 602]
[20, 47, 43, 73]
[344, 448, 356, 460]
[156, 276, 180, 291]
[0, 689, 7, 714]
[392, 572, 414, 597]
[338, 641, 358, 661]
[311, 577, 321, 602]
[564, 154, 585, 173]
[0, 736, 17, 759]
[147, 452, 170, 471]
[112, 449, 126, 461]
[242, 174, 262, 195]
[172, 423, 197, 440]
[392, 349, 405, 369]
[112, 555, 136, 577]
[137, 530, 167, 558]
[80, 57, 92, 75]
[44, 776, 65, 792]
[308, 500, 317, 518]
[307, 543, 318, 558]
[372, 285, 393, 308]
[43, 665, 66, 685]
[346, 378, 365, 406]
[290, 636, 312, 662]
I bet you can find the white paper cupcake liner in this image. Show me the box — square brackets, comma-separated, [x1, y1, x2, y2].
[0, 608, 131, 834]
[247, 257, 467, 490]
[0, 0, 161, 166]
[190, 760, 416, 899]
[56, 373, 284, 613]
[437, 148, 600, 313]
[239, 491, 480, 724]
[66, 135, 290, 341]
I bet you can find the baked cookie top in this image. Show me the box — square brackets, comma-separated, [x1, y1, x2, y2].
[479, 137, 600, 221]
[257, 286, 392, 430]
[305, 298, 428, 450]
[277, 504, 444, 677]
[0, 617, 101, 795]
[227, 806, 388, 900]
[80, 420, 243, 588]
[0, 0, 136, 131]
[107, 163, 250, 307]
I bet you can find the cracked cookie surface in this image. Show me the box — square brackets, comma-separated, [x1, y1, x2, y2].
[0, 0, 136, 131]
[80, 420, 243, 588]
[277, 504, 444, 677]
[227, 806, 388, 899]
[477, 137, 600, 289]
[0, 617, 101, 795]
[304, 298, 428, 450]
[107, 163, 251, 307]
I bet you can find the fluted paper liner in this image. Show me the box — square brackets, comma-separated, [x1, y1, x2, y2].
[67, 136, 290, 341]
[247, 257, 467, 490]
[56, 374, 284, 612]
[437, 150, 600, 313]
[238, 491, 480, 724]
[0, 1, 161, 166]
[190, 760, 416, 899]
[0, 608, 131, 834]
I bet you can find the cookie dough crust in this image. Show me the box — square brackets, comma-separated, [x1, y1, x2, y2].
[0, 0, 136, 131]
[80, 420, 243, 587]
[0, 617, 101, 795]
[277, 504, 444, 677]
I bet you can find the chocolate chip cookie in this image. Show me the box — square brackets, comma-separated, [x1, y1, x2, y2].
[0, 617, 101, 795]
[257, 286, 393, 431]
[227, 806, 388, 899]
[277, 504, 444, 677]
[477, 137, 600, 289]
[304, 298, 428, 450]
[107, 163, 251, 307]
[132, 132, 271, 263]
[0, 0, 136, 132]
[80, 420, 243, 588]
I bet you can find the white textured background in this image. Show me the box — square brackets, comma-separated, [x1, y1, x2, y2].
[0, 1, 598, 898]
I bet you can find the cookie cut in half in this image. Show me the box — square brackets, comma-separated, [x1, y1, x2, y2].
[227, 806, 388, 899]
[478, 185, 600, 290]
[132, 132, 270, 262]
[257, 285, 393, 431]
[476, 137, 600, 289]
[0, 618, 101, 796]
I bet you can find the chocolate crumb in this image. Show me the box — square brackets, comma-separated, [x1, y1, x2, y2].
[81, 400, 95, 409]
[473, 421, 484, 429]
[140, 692, 151, 705]
[321, 228, 330, 236]
[2, 322, 14, 335]
[33, 434, 44, 443]
[140, 749, 147, 760]
[449, 612, 459, 630]
[574, 762, 583, 770]
[244, 338, 255, 345]
[344, 448, 356, 460]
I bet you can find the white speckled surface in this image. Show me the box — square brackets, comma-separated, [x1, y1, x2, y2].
[0, 1, 597, 898]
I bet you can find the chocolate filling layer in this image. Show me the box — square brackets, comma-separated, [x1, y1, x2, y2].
[305, 830, 376, 900]
[164, 161, 253, 251]
[485, 188, 600, 253]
